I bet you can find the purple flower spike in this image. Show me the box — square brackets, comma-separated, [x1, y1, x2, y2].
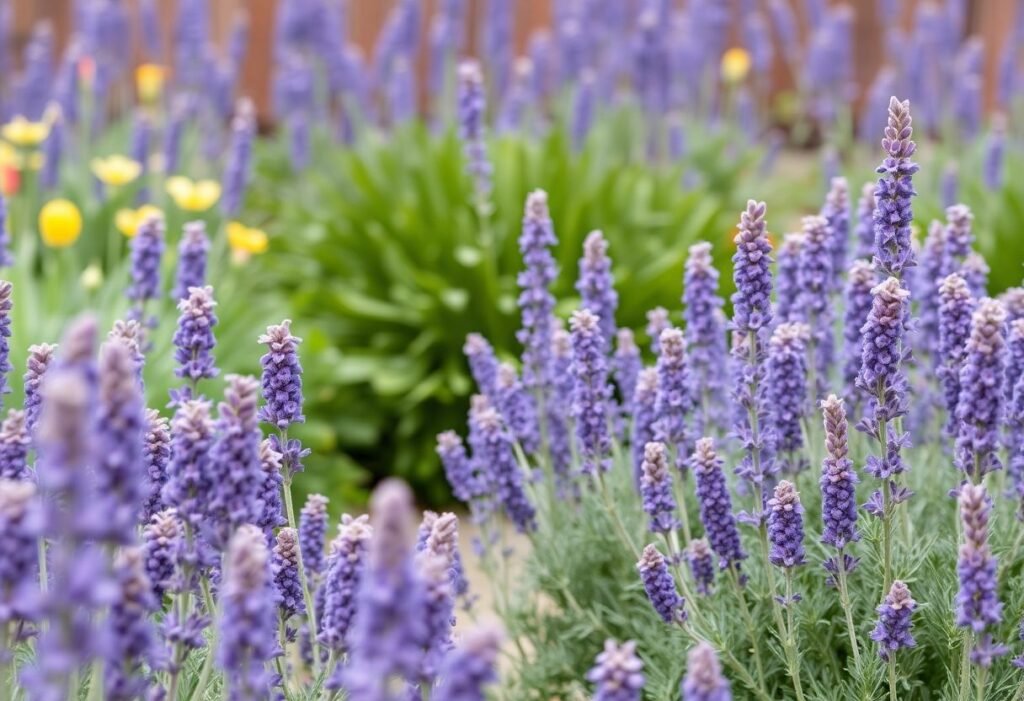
[956, 484, 1004, 638]
[127, 214, 165, 322]
[944, 204, 974, 274]
[221, 100, 255, 217]
[631, 368, 659, 484]
[637, 544, 686, 624]
[463, 333, 499, 399]
[655, 327, 692, 463]
[767, 323, 810, 474]
[142, 508, 179, 601]
[640, 442, 679, 534]
[820, 395, 858, 549]
[471, 403, 535, 532]
[842, 260, 876, 399]
[873, 96, 918, 278]
[173, 222, 209, 300]
[141, 409, 170, 523]
[299, 494, 329, 582]
[855, 182, 877, 260]
[0, 195, 12, 266]
[938, 273, 975, 437]
[161, 399, 215, 537]
[681, 642, 731, 701]
[104, 547, 157, 701]
[173, 285, 218, 387]
[587, 639, 646, 701]
[23, 342, 56, 433]
[218, 525, 279, 699]
[272, 527, 306, 622]
[732, 200, 774, 335]
[956, 299, 1007, 480]
[577, 230, 618, 347]
[437, 430, 477, 504]
[918, 221, 948, 358]
[256, 439, 286, 540]
[797, 215, 834, 391]
[963, 252, 989, 300]
[419, 511, 470, 603]
[571, 309, 612, 476]
[0, 479, 41, 626]
[683, 242, 727, 436]
[432, 624, 503, 701]
[687, 539, 715, 596]
[613, 329, 641, 415]
[517, 191, 558, 395]
[258, 319, 305, 430]
[645, 307, 670, 354]
[691, 438, 746, 570]
[870, 580, 916, 660]
[0, 281, 11, 404]
[412, 551, 456, 689]
[495, 362, 539, 455]
[776, 233, 804, 324]
[319, 514, 372, 653]
[822, 177, 850, 288]
[457, 60, 492, 199]
[0, 410, 29, 480]
[767, 480, 805, 569]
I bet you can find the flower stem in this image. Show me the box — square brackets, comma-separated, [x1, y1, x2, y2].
[834, 547, 861, 668]
[888, 658, 897, 701]
[725, 566, 768, 698]
[783, 571, 806, 701]
[595, 473, 640, 560]
[959, 631, 973, 701]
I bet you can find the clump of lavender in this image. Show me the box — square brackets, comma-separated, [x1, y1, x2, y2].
[613, 329, 641, 416]
[299, 494, 329, 582]
[655, 327, 692, 464]
[691, 437, 746, 572]
[469, 401, 535, 532]
[0, 479, 41, 627]
[639, 442, 678, 533]
[767, 323, 810, 474]
[518, 191, 558, 398]
[173, 222, 209, 300]
[0, 409, 29, 480]
[937, 273, 976, 437]
[432, 624, 503, 701]
[873, 96, 918, 278]
[687, 539, 715, 596]
[797, 215, 834, 394]
[495, 362, 539, 455]
[956, 483, 1006, 666]
[142, 508, 179, 601]
[819, 395, 859, 549]
[23, 342, 56, 433]
[637, 543, 685, 624]
[683, 242, 727, 436]
[775, 232, 804, 324]
[767, 481, 805, 569]
[855, 181, 877, 260]
[140, 409, 170, 523]
[955, 299, 1007, 481]
[645, 307, 670, 354]
[571, 309, 612, 476]
[577, 230, 618, 346]
[821, 176, 850, 287]
[631, 368, 659, 484]
[871, 580, 916, 660]
[681, 642, 731, 701]
[126, 214, 165, 324]
[457, 59, 492, 201]
[842, 260, 876, 399]
[319, 514, 372, 653]
[587, 639, 645, 701]
[218, 524, 280, 698]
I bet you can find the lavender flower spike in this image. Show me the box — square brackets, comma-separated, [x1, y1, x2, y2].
[23, 342, 56, 432]
[691, 438, 746, 570]
[104, 547, 157, 701]
[613, 329, 641, 416]
[956, 299, 1007, 480]
[173, 285, 218, 387]
[870, 580, 916, 660]
[842, 260, 875, 399]
[517, 190, 558, 395]
[471, 403, 535, 532]
[432, 624, 503, 701]
[645, 307, 670, 354]
[140, 409, 171, 523]
[142, 508, 179, 601]
[587, 639, 646, 701]
[683, 242, 727, 436]
[298, 493, 329, 581]
[937, 273, 975, 437]
[173, 221, 209, 300]
[0, 410, 29, 480]
[258, 319, 305, 430]
[681, 642, 732, 701]
[457, 59, 492, 200]
[436, 430, 477, 504]
[571, 309, 612, 476]
[127, 214, 165, 322]
[221, 99, 255, 217]
[820, 395, 858, 548]
[631, 368, 659, 484]
[873, 97, 918, 278]
[775, 232, 804, 324]
[463, 333, 499, 399]
[577, 230, 618, 346]
[822, 176, 851, 287]
[956, 484, 1004, 647]
[637, 543, 686, 624]
[731, 200, 774, 335]
[319, 514, 372, 653]
[796, 215, 834, 392]
[0, 479, 41, 627]
[272, 527, 305, 622]
[0, 281, 11, 404]
[640, 442, 679, 533]
[767, 480, 805, 568]
[855, 181, 877, 259]
[767, 323, 810, 474]
[687, 539, 715, 595]
[495, 362, 540, 455]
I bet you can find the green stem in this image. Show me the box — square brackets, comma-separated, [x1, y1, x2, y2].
[725, 567, 768, 698]
[0, 624, 11, 701]
[959, 631, 973, 701]
[882, 479, 893, 592]
[976, 664, 988, 701]
[596, 473, 640, 560]
[783, 571, 806, 701]
[834, 547, 862, 669]
[888, 658, 897, 701]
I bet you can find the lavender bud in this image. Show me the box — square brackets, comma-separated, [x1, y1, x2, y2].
[687, 539, 715, 596]
[842, 260, 876, 398]
[495, 362, 539, 455]
[870, 580, 916, 660]
[437, 430, 477, 504]
[587, 639, 645, 701]
[956, 299, 1007, 479]
[0, 410, 29, 480]
[173, 286, 218, 389]
[457, 60, 492, 199]
[472, 404, 535, 532]
[683, 242, 727, 436]
[692, 438, 746, 570]
[221, 100, 255, 217]
[257, 438, 286, 539]
[258, 319, 305, 430]
[819, 395, 858, 548]
[140, 409, 170, 523]
[0, 479, 41, 625]
[577, 230, 618, 346]
[0, 281, 11, 404]
[24, 343, 56, 432]
[855, 181, 877, 260]
[104, 547, 157, 700]
[645, 307, 670, 354]
[681, 641, 731, 701]
[432, 624, 503, 701]
[161, 399, 215, 534]
[173, 222, 209, 300]
[822, 177, 851, 286]
[613, 329, 641, 415]
[655, 327, 692, 463]
[126, 215, 165, 322]
[299, 494, 329, 581]
[637, 544, 685, 624]
[797, 215, 834, 390]
[142, 508, 179, 601]
[938, 273, 975, 437]
[956, 484, 1004, 639]
[272, 527, 305, 622]
[463, 333, 499, 399]
[631, 368, 659, 485]
[767, 480, 805, 568]
[731, 200, 774, 334]
[640, 442, 678, 534]
[775, 233, 804, 324]
[873, 97, 918, 277]
[517, 191, 558, 395]
[571, 309, 612, 476]
[319, 514, 372, 652]
[766, 323, 810, 473]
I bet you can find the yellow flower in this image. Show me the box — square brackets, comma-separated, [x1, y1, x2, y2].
[80, 262, 104, 291]
[91, 155, 142, 187]
[227, 221, 269, 259]
[39, 199, 83, 248]
[721, 48, 752, 84]
[135, 63, 166, 104]
[2, 116, 49, 148]
[115, 205, 163, 238]
[166, 176, 221, 212]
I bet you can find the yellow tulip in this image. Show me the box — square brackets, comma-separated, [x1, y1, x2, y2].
[2, 116, 49, 148]
[39, 199, 83, 248]
[166, 176, 221, 212]
[91, 155, 142, 187]
[135, 63, 166, 104]
[115, 205, 163, 238]
[227, 221, 269, 259]
[721, 48, 752, 84]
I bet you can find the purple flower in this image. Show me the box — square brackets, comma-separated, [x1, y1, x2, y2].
[577, 230, 618, 347]
[631, 368, 659, 485]
[161, 399, 215, 536]
[842, 260, 876, 399]
[497, 57, 534, 133]
[0, 479, 41, 626]
[938, 273, 975, 437]
[687, 539, 715, 596]
[956, 484, 1003, 637]
[463, 333, 499, 400]
[108, 320, 146, 384]
[983, 120, 1005, 191]
[432, 624, 503, 701]
[218, 524, 280, 699]
[587, 639, 645, 701]
[766, 323, 810, 473]
[418, 511, 470, 604]
[221, 100, 255, 217]
[767, 480, 805, 568]
[0, 410, 28, 480]
[126, 214, 165, 322]
[963, 252, 989, 299]
[855, 182, 877, 260]
[637, 544, 685, 624]
[870, 580, 916, 660]
[95, 340, 147, 543]
[141, 409, 170, 524]
[319, 514, 372, 652]
[613, 329, 641, 415]
[873, 97, 918, 278]
[272, 527, 305, 622]
[944, 204, 974, 275]
[956, 299, 1007, 480]
[173, 285, 218, 390]
[0, 281, 11, 404]
[518, 191, 558, 395]
[258, 319, 305, 430]
[681, 642, 731, 701]
[299, 493, 329, 582]
[918, 221, 948, 359]
[471, 402, 535, 532]
[495, 362, 540, 455]
[732, 200, 774, 335]
[0, 196, 11, 267]
[822, 177, 851, 288]
[645, 307, 670, 354]
[437, 430, 477, 504]
[691, 438, 746, 570]
[640, 442, 678, 533]
[457, 60, 492, 199]
[142, 508, 179, 601]
[411, 551, 456, 689]
[104, 547, 158, 701]
[256, 439, 286, 540]
[797, 215, 834, 391]
[571, 309, 612, 476]
[683, 242, 727, 436]
[942, 163, 959, 208]
[163, 96, 189, 176]
[775, 233, 804, 324]
[173, 221, 209, 301]
[820, 395, 859, 549]
[204, 375, 263, 551]
[655, 327, 692, 463]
